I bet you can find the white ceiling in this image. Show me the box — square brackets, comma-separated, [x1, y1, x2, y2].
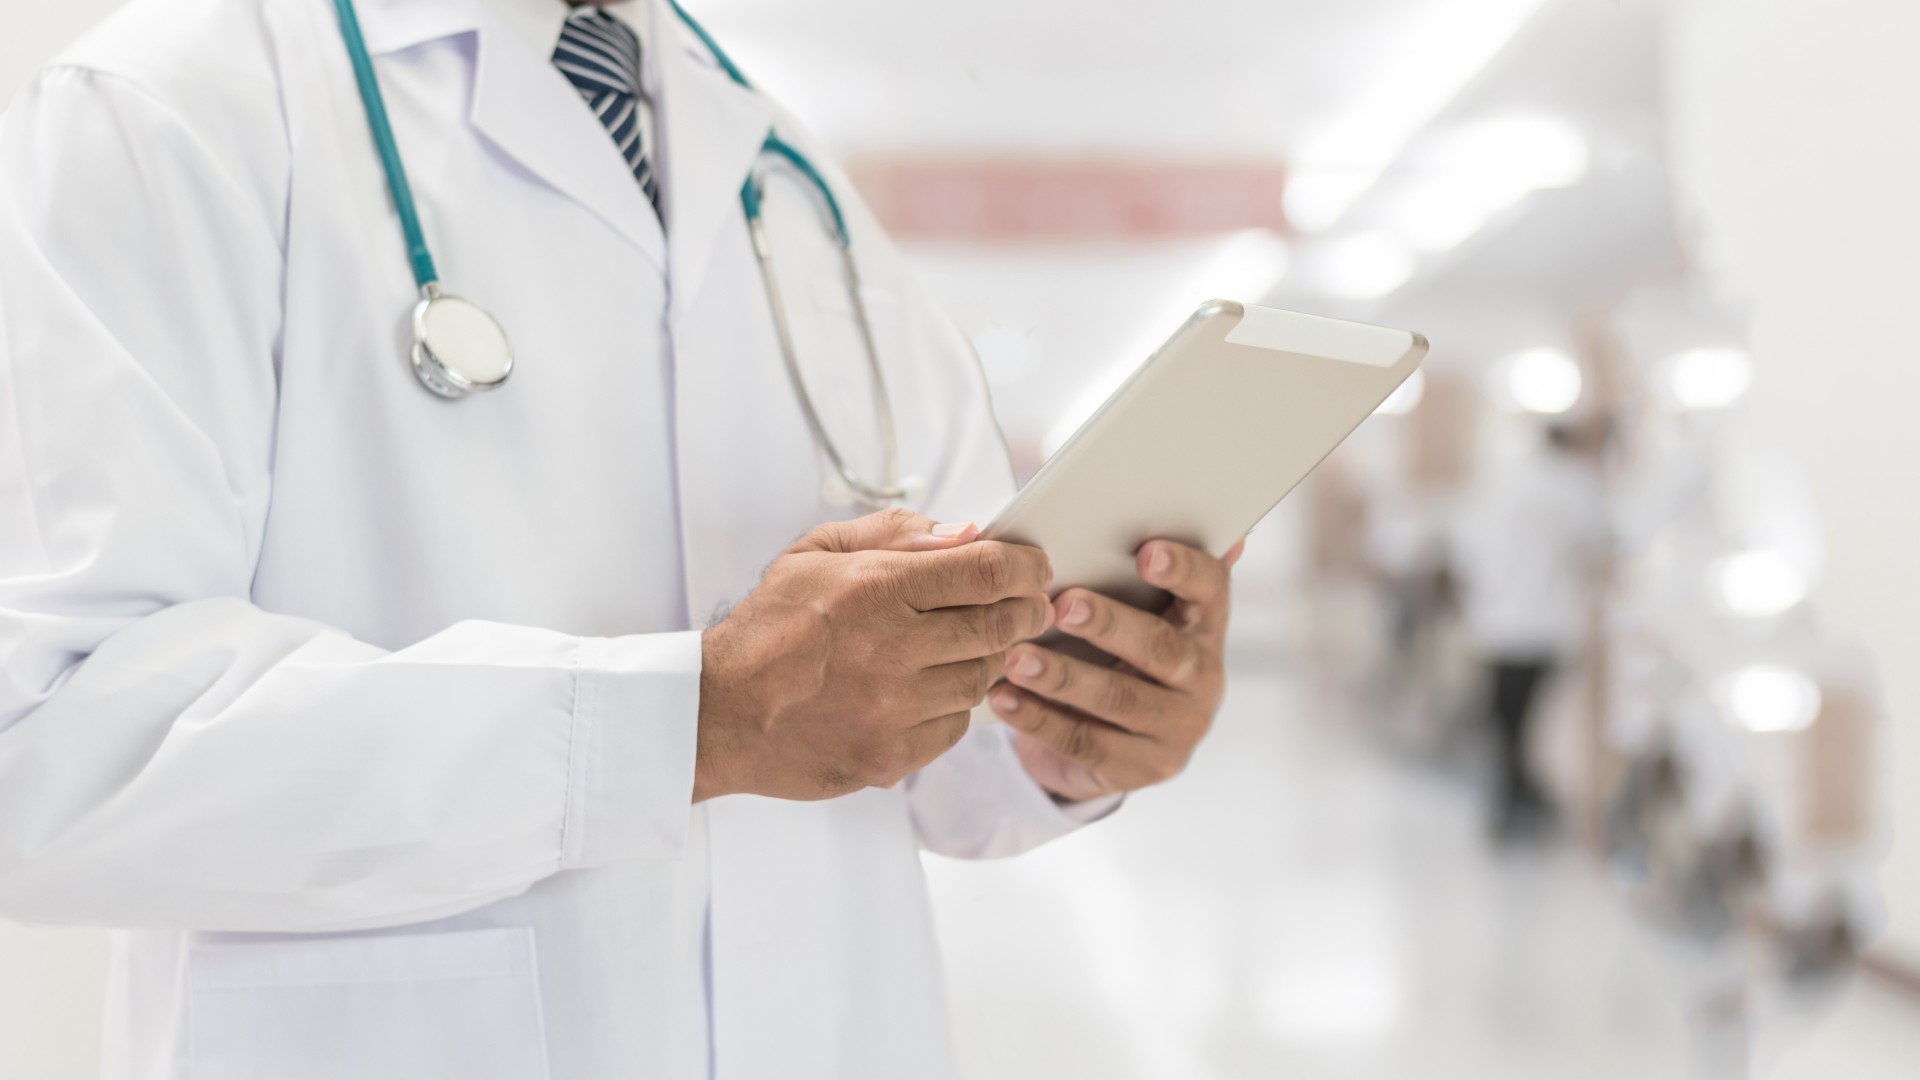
[689, 0, 1445, 158]
[685, 0, 1681, 450]
[1319, 0, 1678, 351]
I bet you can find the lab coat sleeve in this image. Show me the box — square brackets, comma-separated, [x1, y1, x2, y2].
[889, 280, 1123, 857]
[0, 69, 700, 932]
[908, 718, 1123, 858]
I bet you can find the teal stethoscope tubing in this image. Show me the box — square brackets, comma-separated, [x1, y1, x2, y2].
[659, 0, 852, 245]
[328, 0, 851, 267]
[331, 0, 437, 290]
[662, 0, 903, 506]
[330, 0, 904, 505]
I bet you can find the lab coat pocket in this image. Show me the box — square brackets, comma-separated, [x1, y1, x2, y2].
[186, 927, 551, 1080]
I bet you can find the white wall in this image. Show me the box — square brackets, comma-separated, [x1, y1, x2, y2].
[1, 6, 129, 1076]
[0, 4, 122, 101]
[0, 927, 108, 1079]
[1664, 0, 1920, 955]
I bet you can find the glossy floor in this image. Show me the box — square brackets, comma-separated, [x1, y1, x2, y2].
[925, 642, 1920, 1079]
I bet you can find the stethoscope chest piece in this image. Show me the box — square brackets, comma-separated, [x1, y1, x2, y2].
[337, 0, 906, 504]
[411, 287, 513, 399]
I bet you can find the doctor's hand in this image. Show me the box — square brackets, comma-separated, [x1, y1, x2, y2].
[989, 538, 1245, 803]
[694, 509, 1054, 803]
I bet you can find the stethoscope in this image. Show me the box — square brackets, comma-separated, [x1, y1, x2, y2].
[329, 0, 908, 508]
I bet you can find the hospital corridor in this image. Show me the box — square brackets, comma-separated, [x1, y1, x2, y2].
[6, 0, 1920, 1077]
[927, 572, 1920, 1079]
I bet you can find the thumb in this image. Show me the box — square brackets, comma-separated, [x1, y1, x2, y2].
[793, 508, 979, 555]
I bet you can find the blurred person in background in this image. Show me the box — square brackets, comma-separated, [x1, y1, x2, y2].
[0, 0, 1240, 1076]
[1364, 479, 1458, 725]
[1453, 422, 1609, 840]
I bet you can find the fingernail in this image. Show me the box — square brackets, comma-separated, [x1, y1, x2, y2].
[931, 521, 972, 537]
[992, 689, 1022, 713]
[1062, 596, 1092, 628]
[1148, 545, 1172, 578]
[1012, 650, 1044, 678]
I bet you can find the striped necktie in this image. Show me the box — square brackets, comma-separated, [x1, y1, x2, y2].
[553, 7, 660, 211]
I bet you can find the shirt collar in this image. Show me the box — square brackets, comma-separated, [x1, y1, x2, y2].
[493, 1, 651, 57]
[359, 0, 650, 58]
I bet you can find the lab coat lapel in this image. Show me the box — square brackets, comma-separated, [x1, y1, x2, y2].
[648, 0, 790, 626]
[649, 0, 775, 318]
[357, 0, 667, 269]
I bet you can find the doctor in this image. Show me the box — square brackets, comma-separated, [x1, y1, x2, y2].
[0, 0, 1240, 1077]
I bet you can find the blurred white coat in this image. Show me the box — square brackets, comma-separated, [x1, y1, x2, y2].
[1453, 440, 1610, 657]
[0, 0, 1100, 1077]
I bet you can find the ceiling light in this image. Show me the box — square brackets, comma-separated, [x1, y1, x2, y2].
[1712, 549, 1809, 618]
[1384, 180, 1504, 254]
[1374, 368, 1427, 415]
[1313, 233, 1415, 300]
[1717, 665, 1822, 733]
[1667, 347, 1754, 410]
[1382, 116, 1589, 254]
[1504, 348, 1581, 414]
[1284, 0, 1554, 232]
[1430, 115, 1589, 189]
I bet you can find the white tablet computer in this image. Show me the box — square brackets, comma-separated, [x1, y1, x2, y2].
[983, 300, 1425, 641]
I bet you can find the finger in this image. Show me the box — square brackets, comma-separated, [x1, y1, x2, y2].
[1051, 589, 1208, 689]
[988, 684, 1153, 785]
[912, 655, 1005, 716]
[918, 595, 1054, 663]
[1008, 727, 1109, 804]
[1002, 644, 1180, 735]
[795, 507, 978, 555]
[889, 540, 1052, 611]
[1223, 537, 1247, 569]
[1138, 540, 1232, 638]
[884, 711, 973, 786]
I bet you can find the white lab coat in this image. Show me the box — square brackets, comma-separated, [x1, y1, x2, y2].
[0, 0, 1106, 1076]
[1453, 447, 1610, 658]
